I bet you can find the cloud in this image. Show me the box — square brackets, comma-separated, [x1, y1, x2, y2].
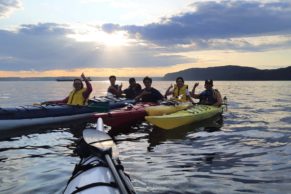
[1, 1, 291, 73]
[102, 23, 121, 33]
[0, 23, 192, 71]
[103, 1, 291, 49]
[19, 23, 73, 35]
[0, 0, 22, 18]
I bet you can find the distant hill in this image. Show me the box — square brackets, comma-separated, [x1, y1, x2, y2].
[56, 77, 92, 81]
[163, 65, 291, 80]
[0, 76, 163, 81]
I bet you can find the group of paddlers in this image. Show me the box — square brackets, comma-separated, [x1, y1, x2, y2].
[42, 73, 222, 107]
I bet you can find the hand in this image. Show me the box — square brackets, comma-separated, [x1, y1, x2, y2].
[109, 86, 116, 90]
[169, 84, 173, 89]
[81, 73, 86, 81]
[194, 82, 199, 88]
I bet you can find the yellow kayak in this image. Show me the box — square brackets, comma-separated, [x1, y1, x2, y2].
[145, 105, 223, 130]
[145, 102, 192, 116]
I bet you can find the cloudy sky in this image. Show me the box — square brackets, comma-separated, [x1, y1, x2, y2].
[0, 0, 291, 77]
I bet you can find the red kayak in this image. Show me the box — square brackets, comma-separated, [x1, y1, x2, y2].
[93, 102, 157, 128]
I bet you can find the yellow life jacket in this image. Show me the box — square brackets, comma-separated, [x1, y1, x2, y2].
[173, 84, 189, 102]
[67, 88, 87, 105]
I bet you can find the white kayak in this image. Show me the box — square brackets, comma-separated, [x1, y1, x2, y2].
[64, 118, 135, 194]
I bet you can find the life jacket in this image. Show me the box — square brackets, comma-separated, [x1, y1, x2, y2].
[199, 89, 218, 105]
[68, 88, 87, 105]
[173, 84, 189, 102]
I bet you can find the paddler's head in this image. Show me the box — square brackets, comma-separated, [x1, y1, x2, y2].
[143, 76, 152, 89]
[176, 77, 184, 88]
[129, 77, 136, 87]
[109, 75, 116, 86]
[73, 78, 83, 90]
[204, 79, 213, 90]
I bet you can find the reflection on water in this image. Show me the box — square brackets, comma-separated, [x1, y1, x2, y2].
[147, 115, 224, 151]
[1, 81, 291, 194]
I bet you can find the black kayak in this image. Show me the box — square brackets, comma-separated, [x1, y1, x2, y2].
[0, 97, 135, 134]
[0, 104, 104, 132]
[88, 96, 136, 110]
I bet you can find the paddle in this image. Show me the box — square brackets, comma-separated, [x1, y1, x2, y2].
[223, 96, 228, 111]
[83, 118, 133, 194]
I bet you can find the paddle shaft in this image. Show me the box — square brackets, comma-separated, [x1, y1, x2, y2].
[89, 118, 133, 193]
[113, 159, 135, 194]
[105, 154, 129, 194]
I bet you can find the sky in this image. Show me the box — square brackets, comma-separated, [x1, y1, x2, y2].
[0, 0, 291, 77]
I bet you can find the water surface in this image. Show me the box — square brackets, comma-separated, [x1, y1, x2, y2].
[0, 81, 290, 194]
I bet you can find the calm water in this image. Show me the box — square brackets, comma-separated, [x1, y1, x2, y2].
[0, 81, 291, 194]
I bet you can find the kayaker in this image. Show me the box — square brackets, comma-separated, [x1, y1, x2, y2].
[134, 76, 164, 103]
[164, 77, 193, 103]
[122, 77, 142, 99]
[107, 75, 122, 97]
[41, 73, 92, 106]
[191, 79, 222, 106]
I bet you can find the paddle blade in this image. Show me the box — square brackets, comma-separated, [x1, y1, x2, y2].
[83, 119, 119, 158]
[83, 129, 113, 148]
[97, 118, 104, 131]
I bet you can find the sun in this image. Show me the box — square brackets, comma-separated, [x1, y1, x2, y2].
[100, 31, 129, 47]
[68, 26, 131, 47]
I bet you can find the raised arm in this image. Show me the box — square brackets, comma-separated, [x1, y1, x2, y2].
[191, 82, 200, 98]
[81, 73, 92, 99]
[164, 84, 173, 98]
[185, 89, 195, 104]
[117, 83, 123, 97]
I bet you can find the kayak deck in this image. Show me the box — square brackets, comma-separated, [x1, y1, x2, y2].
[145, 105, 223, 129]
[93, 102, 157, 128]
[145, 102, 192, 116]
[64, 119, 135, 194]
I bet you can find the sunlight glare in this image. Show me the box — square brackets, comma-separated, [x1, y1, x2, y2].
[69, 27, 131, 47]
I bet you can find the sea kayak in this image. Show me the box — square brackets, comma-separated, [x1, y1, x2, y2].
[89, 97, 136, 110]
[93, 102, 157, 128]
[0, 104, 103, 132]
[145, 104, 223, 129]
[64, 118, 135, 194]
[145, 102, 192, 116]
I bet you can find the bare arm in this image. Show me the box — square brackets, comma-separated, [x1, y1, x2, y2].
[164, 84, 173, 98]
[185, 89, 195, 104]
[191, 82, 200, 99]
[41, 96, 69, 105]
[213, 90, 222, 107]
[117, 83, 123, 97]
[134, 90, 151, 101]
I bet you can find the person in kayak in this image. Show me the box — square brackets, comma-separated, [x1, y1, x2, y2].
[134, 76, 164, 103]
[41, 73, 92, 106]
[164, 77, 193, 103]
[122, 78, 142, 99]
[191, 79, 222, 106]
[107, 75, 122, 97]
